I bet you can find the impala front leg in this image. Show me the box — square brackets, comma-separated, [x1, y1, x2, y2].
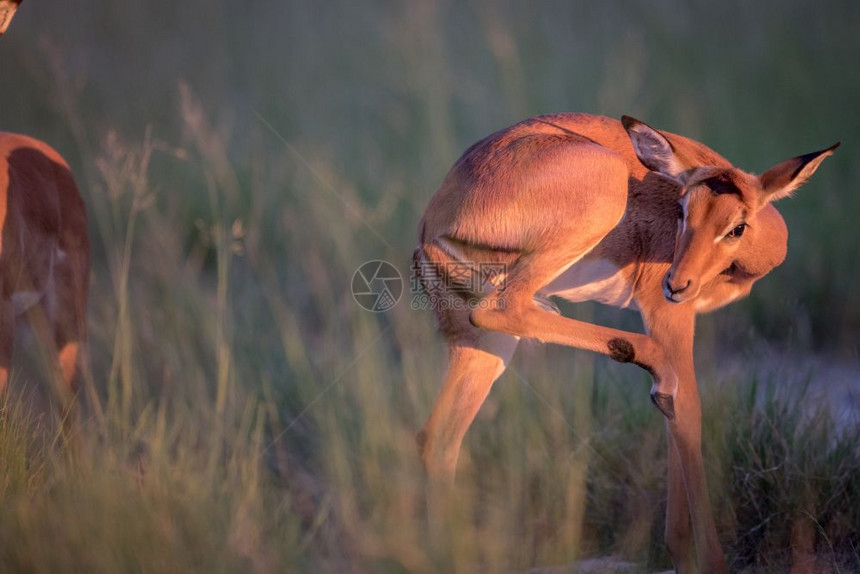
[643, 305, 728, 574]
[666, 431, 696, 574]
[667, 363, 726, 574]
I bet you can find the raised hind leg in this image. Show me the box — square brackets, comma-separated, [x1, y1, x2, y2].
[469, 249, 679, 412]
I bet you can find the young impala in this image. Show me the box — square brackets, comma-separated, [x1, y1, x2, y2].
[0, 134, 90, 436]
[1, 0, 89, 437]
[414, 112, 837, 573]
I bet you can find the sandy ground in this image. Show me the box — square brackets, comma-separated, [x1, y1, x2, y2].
[524, 556, 642, 573]
[713, 344, 860, 430]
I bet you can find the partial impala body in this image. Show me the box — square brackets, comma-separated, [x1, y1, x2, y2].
[0, 133, 90, 435]
[415, 113, 836, 573]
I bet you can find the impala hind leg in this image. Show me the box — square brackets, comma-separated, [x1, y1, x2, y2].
[54, 249, 88, 392]
[469, 251, 679, 411]
[55, 341, 80, 443]
[0, 298, 13, 396]
[51, 248, 89, 448]
[418, 329, 519, 483]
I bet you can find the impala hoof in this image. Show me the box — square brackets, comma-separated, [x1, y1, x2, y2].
[651, 392, 675, 420]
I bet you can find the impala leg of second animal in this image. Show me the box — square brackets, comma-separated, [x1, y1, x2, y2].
[414, 113, 837, 573]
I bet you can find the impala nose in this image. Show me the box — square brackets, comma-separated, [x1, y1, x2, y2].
[663, 272, 692, 302]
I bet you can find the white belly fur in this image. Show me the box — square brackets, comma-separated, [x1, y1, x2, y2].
[543, 258, 636, 309]
[12, 291, 44, 316]
[9, 245, 61, 317]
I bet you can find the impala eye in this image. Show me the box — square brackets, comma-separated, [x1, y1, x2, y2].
[676, 204, 684, 220]
[726, 224, 746, 239]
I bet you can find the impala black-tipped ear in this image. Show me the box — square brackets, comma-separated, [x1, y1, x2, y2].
[759, 142, 840, 204]
[622, 115, 688, 181]
[0, 0, 22, 37]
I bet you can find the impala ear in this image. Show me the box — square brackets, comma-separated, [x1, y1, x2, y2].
[758, 142, 840, 204]
[0, 0, 22, 37]
[622, 115, 688, 182]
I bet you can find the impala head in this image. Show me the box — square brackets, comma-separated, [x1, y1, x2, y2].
[0, 0, 22, 37]
[622, 115, 839, 304]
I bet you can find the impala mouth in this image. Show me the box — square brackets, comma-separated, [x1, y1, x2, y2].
[663, 288, 682, 303]
[662, 275, 695, 303]
[662, 276, 678, 303]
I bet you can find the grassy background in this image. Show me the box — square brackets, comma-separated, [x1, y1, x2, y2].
[0, 1, 858, 572]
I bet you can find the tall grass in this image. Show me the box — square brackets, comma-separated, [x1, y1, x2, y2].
[0, 1, 858, 572]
